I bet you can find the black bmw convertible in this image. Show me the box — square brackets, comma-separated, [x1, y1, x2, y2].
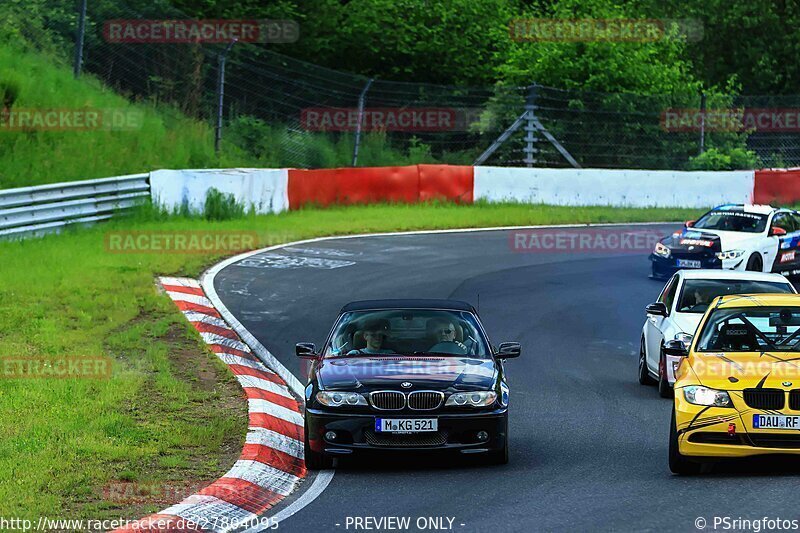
[297, 299, 520, 469]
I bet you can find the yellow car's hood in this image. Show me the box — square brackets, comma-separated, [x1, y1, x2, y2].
[688, 351, 800, 390]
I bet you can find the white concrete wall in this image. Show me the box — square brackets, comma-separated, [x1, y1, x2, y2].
[473, 167, 755, 208]
[149, 168, 289, 214]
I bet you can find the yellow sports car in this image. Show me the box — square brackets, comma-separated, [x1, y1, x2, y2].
[670, 293, 800, 474]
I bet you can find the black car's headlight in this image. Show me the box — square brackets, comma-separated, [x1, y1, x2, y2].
[316, 391, 367, 407]
[653, 242, 671, 258]
[445, 391, 497, 407]
[683, 385, 733, 408]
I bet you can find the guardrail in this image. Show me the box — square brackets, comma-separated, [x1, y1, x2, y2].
[0, 173, 150, 239]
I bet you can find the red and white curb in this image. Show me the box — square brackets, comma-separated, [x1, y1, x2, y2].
[116, 277, 307, 533]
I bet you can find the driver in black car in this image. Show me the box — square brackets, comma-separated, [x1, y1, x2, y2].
[427, 318, 468, 354]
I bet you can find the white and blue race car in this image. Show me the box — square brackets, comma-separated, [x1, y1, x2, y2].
[650, 204, 800, 279]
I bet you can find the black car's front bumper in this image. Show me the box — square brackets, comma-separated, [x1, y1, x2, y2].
[305, 407, 508, 456]
[650, 252, 723, 278]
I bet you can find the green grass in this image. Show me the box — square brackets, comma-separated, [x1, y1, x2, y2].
[0, 45, 234, 189]
[0, 43, 468, 190]
[0, 201, 698, 522]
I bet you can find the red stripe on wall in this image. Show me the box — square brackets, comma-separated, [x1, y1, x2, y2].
[288, 166, 419, 209]
[190, 321, 239, 340]
[161, 284, 206, 297]
[174, 300, 221, 318]
[418, 164, 473, 203]
[249, 412, 303, 440]
[243, 387, 302, 411]
[209, 343, 258, 361]
[240, 443, 307, 478]
[754, 168, 800, 205]
[198, 477, 284, 515]
[229, 364, 283, 384]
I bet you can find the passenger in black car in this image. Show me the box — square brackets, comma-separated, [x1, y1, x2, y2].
[347, 318, 395, 355]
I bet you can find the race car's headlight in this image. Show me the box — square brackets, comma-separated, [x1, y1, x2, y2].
[316, 391, 367, 407]
[683, 385, 733, 408]
[674, 332, 693, 350]
[653, 242, 671, 258]
[715, 249, 745, 260]
[446, 391, 497, 407]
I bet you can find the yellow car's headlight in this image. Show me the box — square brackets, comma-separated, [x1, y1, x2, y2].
[683, 385, 733, 408]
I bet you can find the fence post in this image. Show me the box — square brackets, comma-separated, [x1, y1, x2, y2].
[215, 39, 238, 154]
[352, 78, 374, 166]
[73, 0, 87, 78]
[699, 91, 706, 155]
[523, 84, 538, 167]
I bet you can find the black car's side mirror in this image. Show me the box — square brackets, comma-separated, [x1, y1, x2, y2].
[296, 342, 317, 359]
[645, 302, 668, 317]
[496, 342, 521, 359]
[663, 339, 689, 357]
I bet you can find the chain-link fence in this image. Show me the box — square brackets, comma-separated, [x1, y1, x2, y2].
[10, 0, 800, 170]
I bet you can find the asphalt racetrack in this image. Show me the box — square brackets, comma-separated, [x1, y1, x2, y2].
[213, 224, 800, 532]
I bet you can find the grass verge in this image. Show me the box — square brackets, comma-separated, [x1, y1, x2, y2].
[0, 202, 698, 521]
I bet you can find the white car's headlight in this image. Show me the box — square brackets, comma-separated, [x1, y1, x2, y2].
[654, 242, 671, 258]
[715, 249, 745, 260]
[316, 391, 367, 407]
[683, 385, 733, 408]
[674, 332, 693, 350]
[445, 391, 497, 407]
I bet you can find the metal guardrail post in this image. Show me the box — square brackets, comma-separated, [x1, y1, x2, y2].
[523, 84, 538, 167]
[352, 78, 374, 166]
[699, 91, 706, 155]
[215, 39, 238, 154]
[73, 0, 88, 78]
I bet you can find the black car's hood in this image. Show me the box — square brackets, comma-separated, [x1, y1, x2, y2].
[660, 227, 722, 253]
[317, 355, 497, 391]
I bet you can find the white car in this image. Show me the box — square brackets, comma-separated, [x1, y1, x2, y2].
[638, 269, 796, 397]
[650, 204, 800, 279]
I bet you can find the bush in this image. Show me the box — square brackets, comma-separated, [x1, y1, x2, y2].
[687, 147, 761, 170]
[204, 188, 245, 220]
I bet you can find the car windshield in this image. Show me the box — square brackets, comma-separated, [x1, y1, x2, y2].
[677, 280, 794, 314]
[696, 306, 800, 352]
[692, 210, 768, 233]
[324, 309, 491, 358]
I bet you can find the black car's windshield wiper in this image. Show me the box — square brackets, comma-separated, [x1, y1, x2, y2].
[411, 351, 472, 357]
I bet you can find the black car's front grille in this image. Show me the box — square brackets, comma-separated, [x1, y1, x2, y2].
[790, 390, 800, 411]
[670, 250, 716, 260]
[408, 391, 444, 410]
[748, 433, 800, 449]
[743, 388, 785, 410]
[369, 391, 405, 410]
[365, 430, 447, 447]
